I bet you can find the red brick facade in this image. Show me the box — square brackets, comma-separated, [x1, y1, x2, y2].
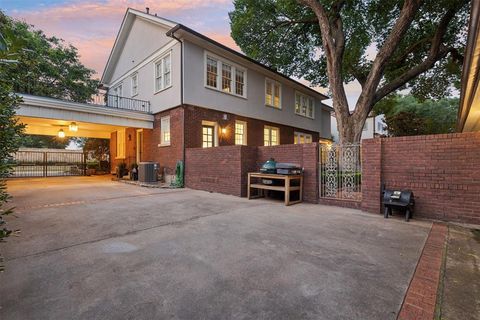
[111, 104, 321, 175]
[185, 143, 319, 203]
[362, 132, 480, 224]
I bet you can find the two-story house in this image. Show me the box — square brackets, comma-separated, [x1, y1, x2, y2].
[101, 8, 332, 178]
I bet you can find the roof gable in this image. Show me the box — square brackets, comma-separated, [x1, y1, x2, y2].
[101, 8, 177, 85]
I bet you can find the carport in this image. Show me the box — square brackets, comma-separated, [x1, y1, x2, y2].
[13, 94, 154, 177]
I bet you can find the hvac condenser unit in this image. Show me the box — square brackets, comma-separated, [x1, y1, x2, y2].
[138, 162, 158, 183]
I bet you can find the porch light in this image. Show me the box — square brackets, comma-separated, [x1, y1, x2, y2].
[57, 129, 65, 138]
[69, 122, 78, 132]
[221, 127, 227, 135]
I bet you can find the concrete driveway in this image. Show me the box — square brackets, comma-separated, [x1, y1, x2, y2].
[1, 177, 431, 320]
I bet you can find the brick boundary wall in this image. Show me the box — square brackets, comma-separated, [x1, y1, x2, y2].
[398, 223, 447, 320]
[362, 132, 480, 225]
[185, 143, 319, 202]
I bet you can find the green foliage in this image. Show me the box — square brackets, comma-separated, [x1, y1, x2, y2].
[20, 134, 71, 149]
[0, 11, 99, 102]
[229, 0, 468, 99]
[378, 95, 459, 136]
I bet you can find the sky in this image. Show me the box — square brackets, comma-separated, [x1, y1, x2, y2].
[3, 0, 364, 106]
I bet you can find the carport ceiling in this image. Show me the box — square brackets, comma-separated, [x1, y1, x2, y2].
[19, 116, 125, 139]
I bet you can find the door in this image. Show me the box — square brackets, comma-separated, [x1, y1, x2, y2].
[136, 129, 143, 163]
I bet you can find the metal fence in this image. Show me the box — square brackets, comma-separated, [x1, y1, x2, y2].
[9, 150, 86, 177]
[319, 144, 362, 201]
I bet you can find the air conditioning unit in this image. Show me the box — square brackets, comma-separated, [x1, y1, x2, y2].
[138, 162, 158, 182]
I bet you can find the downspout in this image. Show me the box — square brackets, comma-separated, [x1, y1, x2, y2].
[167, 28, 185, 186]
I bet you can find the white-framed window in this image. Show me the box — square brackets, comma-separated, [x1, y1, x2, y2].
[160, 116, 171, 146]
[363, 121, 368, 131]
[265, 78, 281, 109]
[155, 52, 171, 93]
[131, 74, 138, 96]
[112, 84, 123, 107]
[201, 120, 218, 148]
[294, 132, 313, 144]
[204, 52, 247, 98]
[116, 129, 125, 159]
[264, 126, 279, 146]
[295, 92, 315, 119]
[235, 120, 247, 145]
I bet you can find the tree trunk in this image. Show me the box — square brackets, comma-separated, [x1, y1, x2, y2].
[335, 103, 367, 144]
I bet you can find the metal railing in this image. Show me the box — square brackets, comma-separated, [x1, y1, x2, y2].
[319, 144, 362, 201]
[89, 93, 151, 113]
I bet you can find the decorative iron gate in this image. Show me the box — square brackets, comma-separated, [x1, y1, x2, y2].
[10, 150, 86, 178]
[319, 144, 362, 200]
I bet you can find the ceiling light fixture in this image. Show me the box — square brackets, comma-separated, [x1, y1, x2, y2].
[57, 129, 65, 138]
[69, 122, 78, 132]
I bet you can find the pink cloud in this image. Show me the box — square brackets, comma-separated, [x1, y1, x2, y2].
[10, 0, 234, 77]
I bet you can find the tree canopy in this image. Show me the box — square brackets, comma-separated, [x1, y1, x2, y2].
[230, 0, 469, 142]
[0, 11, 99, 102]
[375, 95, 458, 136]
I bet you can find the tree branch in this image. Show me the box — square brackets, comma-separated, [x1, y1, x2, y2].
[373, 4, 461, 104]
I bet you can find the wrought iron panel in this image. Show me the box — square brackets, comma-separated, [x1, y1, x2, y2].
[320, 144, 361, 200]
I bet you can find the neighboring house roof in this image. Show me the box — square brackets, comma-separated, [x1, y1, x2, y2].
[101, 8, 330, 103]
[457, 0, 480, 132]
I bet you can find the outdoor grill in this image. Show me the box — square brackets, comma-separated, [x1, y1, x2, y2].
[383, 189, 415, 221]
[260, 159, 303, 175]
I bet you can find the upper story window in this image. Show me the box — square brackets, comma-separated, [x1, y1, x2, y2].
[235, 120, 247, 145]
[295, 92, 315, 119]
[205, 52, 247, 98]
[294, 132, 313, 144]
[265, 78, 281, 109]
[160, 116, 171, 146]
[131, 74, 138, 97]
[155, 52, 171, 93]
[112, 84, 123, 107]
[264, 126, 279, 146]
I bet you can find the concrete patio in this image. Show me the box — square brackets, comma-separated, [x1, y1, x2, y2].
[0, 176, 432, 320]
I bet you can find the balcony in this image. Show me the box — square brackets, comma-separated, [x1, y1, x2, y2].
[90, 93, 151, 113]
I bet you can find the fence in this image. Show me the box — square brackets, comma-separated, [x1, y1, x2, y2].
[10, 149, 86, 177]
[319, 144, 362, 201]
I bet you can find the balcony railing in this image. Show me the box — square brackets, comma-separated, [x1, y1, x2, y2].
[89, 93, 151, 113]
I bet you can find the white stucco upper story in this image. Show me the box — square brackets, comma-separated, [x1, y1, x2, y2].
[101, 8, 332, 138]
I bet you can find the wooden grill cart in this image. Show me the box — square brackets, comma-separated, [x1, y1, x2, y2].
[247, 172, 303, 206]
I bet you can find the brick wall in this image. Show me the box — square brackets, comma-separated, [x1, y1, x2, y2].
[109, 128, 137, 172]
[185, 143, 319, 202]
[362, 132, 480, 224]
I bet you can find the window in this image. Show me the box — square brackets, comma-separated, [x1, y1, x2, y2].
[205, 53, 246, 98]
[202, 125, 215, 148]
[264, 126, 279, 146]
[295, 92, 315, 119]
[112, 84, 123, 107]
[363, 121, 368, 131]
[377, 122, 383, 132]
[235, 121, 247, 145]
[116, 129, 125, 159]
[222, 63, 232, 93]
[265, 78, 281, 109]
[294, 132, 313, 144]
[235, 70, 244, 96]
[131, 74, 138, 96]
[155, 52, 171, 92]
[160, 116, 170, 146]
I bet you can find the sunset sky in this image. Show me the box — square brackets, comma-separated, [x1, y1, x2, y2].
[4, 0, 366, 105]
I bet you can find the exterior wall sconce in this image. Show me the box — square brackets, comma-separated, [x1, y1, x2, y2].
[221, 127, 227, 135]
[69, 122, 78, 132]
[57, 129, 65, 138]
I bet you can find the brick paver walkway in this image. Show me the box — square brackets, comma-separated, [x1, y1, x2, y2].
[398, 223, 447, 320]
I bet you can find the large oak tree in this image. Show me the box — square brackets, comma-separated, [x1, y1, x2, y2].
[230, 0, 469, 143]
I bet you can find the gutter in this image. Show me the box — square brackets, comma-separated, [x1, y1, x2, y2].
[166, 28, 186, 185]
